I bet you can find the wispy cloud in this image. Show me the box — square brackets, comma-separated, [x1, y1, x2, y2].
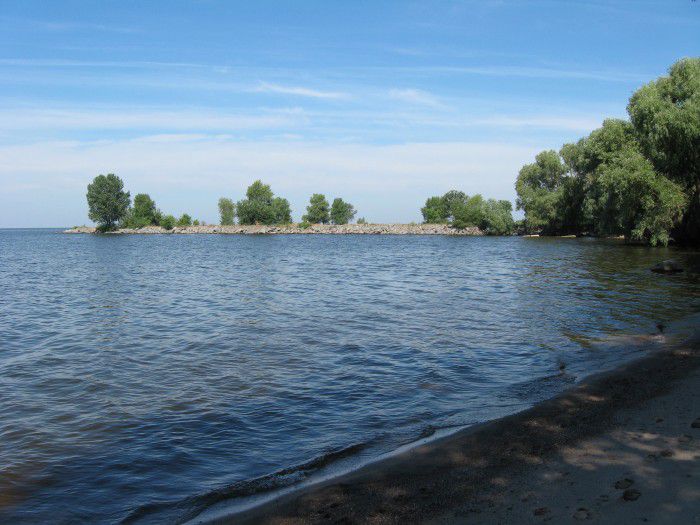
[254, 82, 349, 100]
[0, 16, 139, 34]
[388, 88, 445, 108]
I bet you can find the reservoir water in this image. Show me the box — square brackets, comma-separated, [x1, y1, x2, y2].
[1, 229, 698, 523]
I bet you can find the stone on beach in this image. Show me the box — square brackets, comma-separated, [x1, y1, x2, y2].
[650, 260, 683, 274]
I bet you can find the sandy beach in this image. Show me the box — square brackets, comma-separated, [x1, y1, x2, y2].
[202, 337, 700, 524]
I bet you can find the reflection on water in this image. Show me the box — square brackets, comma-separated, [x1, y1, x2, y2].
[0, 230, 698, 524]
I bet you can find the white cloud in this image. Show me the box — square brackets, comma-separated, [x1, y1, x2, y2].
[0, 136, 538, 226]
[254, 82, 349, 100]
[388, 88, 445, 108]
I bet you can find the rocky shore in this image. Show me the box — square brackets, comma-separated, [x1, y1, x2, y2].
[63, 224, 483, 235]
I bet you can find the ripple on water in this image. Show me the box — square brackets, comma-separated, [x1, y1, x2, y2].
[0, 230, 698, 524]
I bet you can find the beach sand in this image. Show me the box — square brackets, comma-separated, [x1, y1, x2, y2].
[207, 340, 700, 524]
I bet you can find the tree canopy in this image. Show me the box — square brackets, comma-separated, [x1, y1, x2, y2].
[421, 190, 514, 235]
[330, 198, 356, 224]
[218, 197, 235, 225]
[236, 180, 291, 225]
[515, 58, 700, 246]
[303, 194, 330, 224]
[86, 174, 130, 231]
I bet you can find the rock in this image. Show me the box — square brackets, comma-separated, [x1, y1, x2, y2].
[692, 418, 700, 429]
[573, 507, 591, 520]
[614, 478, 634, 490]
[650, 260, 683, 274]
[679, 434, 693, 443]
[622, 489, 641, 501]
[533, 507, 549, 516]
[660, 449, 674, 457]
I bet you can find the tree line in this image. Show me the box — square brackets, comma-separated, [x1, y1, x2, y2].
[515, 58, 699, 246]
[217, 180, 358, 226]
[85, 177, 359, 230]
[420, 190, 515, 235]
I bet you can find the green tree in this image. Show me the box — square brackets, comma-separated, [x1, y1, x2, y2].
[628, 57, 700, 244]
[237, 180, 289, 225]
[589, 151, 686, 246]
[218, 197, 236, 225]
[515, 150, 566, 233]
[421, 195, 448, 223]
[122, 193, 160, 228]
[357, 217, 367, 224]
[452, 194, 484, 229]
[480, 199, 515, 235]
[86, 173, 130, 231]
[303, 193, 330, 224]
[177, 213, 192, 227]
[330, 198, 356, 224]
[271, 197, 292, 224]
[160, 214, 176, 230]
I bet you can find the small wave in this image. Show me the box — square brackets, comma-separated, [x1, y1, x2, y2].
[120, 441, 369, 524]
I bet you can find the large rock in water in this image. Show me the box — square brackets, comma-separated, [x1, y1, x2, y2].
[650, 260, 683, 274]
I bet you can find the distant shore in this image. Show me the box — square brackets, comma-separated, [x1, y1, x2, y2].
[196, 326, 700, 524]
[63, 224, 484, 235]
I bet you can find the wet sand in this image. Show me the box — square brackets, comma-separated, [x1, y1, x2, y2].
[202, 339, 700, 524]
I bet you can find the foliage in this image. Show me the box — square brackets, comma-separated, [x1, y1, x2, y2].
[86, 174, 131, 231]
[356, 217, 367, 224]
[271, 197, 292, 224]
[218, 197, 235, 225]
[177, 214, 192, 227]
[514, 150, 566, 233]
[589, 151, 686, 246]
[160, 214, 176, 230]
[628, 57, 700, 244]
[480, 199, 515, 235]
[514, 59, 700, 246]
[193, 219, 200, 226]
[421, 195, 448, 223]
[330, 198, 356, 224]
[236, 180, 291, 225]
[298, 220, 311, 229]
[122, 193, 161, 228]
[302, 193, 330, 224]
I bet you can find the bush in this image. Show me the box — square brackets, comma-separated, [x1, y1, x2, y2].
[177, 214, 192, 227]
[298, 220, 311, 229]
[193, 219, 200, 226]
[160, 215, 176, 230]
[357, 217, 367, 224]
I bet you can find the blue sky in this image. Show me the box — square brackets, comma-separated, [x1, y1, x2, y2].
[1, 1, 698, 227]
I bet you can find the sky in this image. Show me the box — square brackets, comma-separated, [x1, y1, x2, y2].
[0, 1, 698, 227]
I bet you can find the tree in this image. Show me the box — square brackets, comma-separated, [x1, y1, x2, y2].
[303, 193, 330, 224]
[177, 213, 192, 227]
[480, 199, 515, 235]
[515, 150, 566, 233]
[236, 180, 289, 225]
[271, 197, 292, 224]
[121, 193, 160, 228]
[218, 197, 235, 225]
[421, 195, 448, 223]
[330, 198, 356, 224]
[628, 57, 700, 244]
[451, 194, 484, 229]
[86, 174, 130, 231]
[160, 214, 176, 230]
[589, 151, 686, 246]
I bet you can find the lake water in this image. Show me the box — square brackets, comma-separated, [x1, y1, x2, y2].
[1, 230, 698, 524]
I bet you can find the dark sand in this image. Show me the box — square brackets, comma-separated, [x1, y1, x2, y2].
[199, 341, 700, 524]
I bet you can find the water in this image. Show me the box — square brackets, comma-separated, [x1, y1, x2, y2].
[1, 230, 698, 524]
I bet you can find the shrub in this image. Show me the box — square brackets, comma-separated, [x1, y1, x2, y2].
[302, 193, 330, 224]
[218, 197, 235, 225]
[160, 215, 176, 230]
[330, 198, 356, 224]
[177, 214, 192, 227]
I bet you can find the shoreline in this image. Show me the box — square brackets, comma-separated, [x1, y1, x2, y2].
[63, 224, 483, 235]
[193, 330, 700, 524]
